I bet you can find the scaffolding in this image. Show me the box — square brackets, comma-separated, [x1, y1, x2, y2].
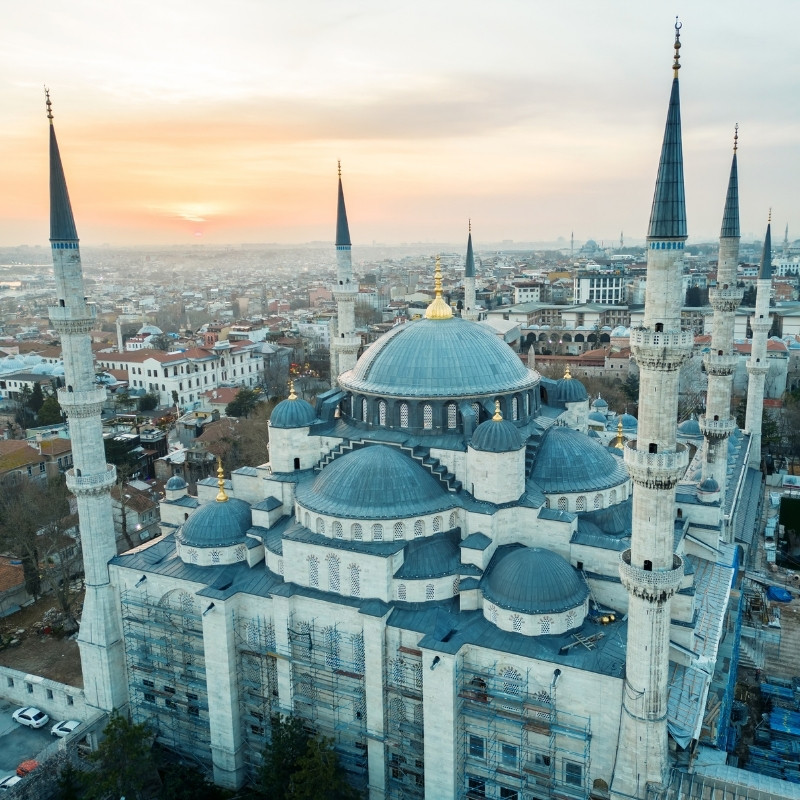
[456, 657, 591, 800]
[121, 588, 212, 764]
[288, 613, 369, 792]
[385, 645, 425, 799]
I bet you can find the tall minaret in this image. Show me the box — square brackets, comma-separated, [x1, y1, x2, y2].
[46, 92, 127, 711]
[612, 23, 692, 799]
[329, 162, 360, 385]
[745, 217, 773, 467]
[698, 128, 742, 515]
[462, 221, 478, 321]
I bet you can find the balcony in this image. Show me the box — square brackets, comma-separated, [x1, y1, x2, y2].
[698, 414, 736, 439]
[629, 327, 693, 371]
[702, 352, 739, 376]
[65, 464, 116, 495]
[623, 440, 689, 488]
[619, 549, 683, 603]
[708, 287, 743, 311]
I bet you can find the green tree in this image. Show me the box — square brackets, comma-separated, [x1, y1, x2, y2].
[30, 382, 45, 413]
[138, 393, 159, 412]
[225, 387, 261, 418]
[290, 736, 360, 800]
[256, 715, 310, 798]
[38, 395, 63, 425]
[87, 711, 159, 800]
[157, 760, 225, 800]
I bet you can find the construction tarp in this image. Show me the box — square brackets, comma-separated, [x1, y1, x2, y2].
[767, 586, 793, 602]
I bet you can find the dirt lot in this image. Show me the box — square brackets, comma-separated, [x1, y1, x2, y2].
[0, 594, 84, 688]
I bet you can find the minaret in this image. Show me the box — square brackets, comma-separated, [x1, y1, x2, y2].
[612, 23, 692, 798]
[698, 128, 742, 515]
[462, 220, 478, 321]
[745, 217, 773, 467]
[46, 92, 127, 711]
[329, 162, 360, 385]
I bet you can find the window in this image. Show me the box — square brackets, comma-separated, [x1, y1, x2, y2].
[511, 614, 523, 632]
[352, 523, 363, 540]
[379, 400, 387, 426]
[557, 496, 568, 511]
[449, 511, 457, 528]
[535, 753, 551, 768]
[512, 396, 519, 420]
[316, 517, 325, 535]
[425, 584, 435, 600]
[327, 555, 340, 592]
[414, 520, 424, 537]
[499, 788, 518, 800]
[372, 523, 383, 541]
[593, 493, 603, 510]
[447, 403, 457, 429]
[501, 744, 518, 768]
[398, 584, 407, 601]
[501, 666, 521, 695]
[400, 403, 409, 427]
[26, 682, 33, 694]
[433, 516, 442, 532]
[468, 735, 485, 759]
[394, 521, 404, 540]
[576, 495, 586, 511]
[349, 564, 360, 597]
[333, 521, 343, 539]
[6, 677, 13, 688]
[564, 761, 583, 786]
[540, 616, 551, 634]
[66, 695, 74, 706]
[362, 398, 368, 422]
[423, 403, 433, 429]
[46, 689, 54, 700]
[308, 556, 320, 587]
[467, 777, 486, 798]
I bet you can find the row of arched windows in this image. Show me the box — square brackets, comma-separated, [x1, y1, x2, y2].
[300, 510, 460, 541]
[549, 486, 626, 513]
[308, 555, 361, 597]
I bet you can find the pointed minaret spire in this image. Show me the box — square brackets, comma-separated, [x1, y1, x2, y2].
[462, 221, 478, 320]
[720, 125, 740, 239]
[335, 160, 351, 248]
[47, 89, 79, 244]
[760, 213, 773, 280]
[465, 222, 475, 279]
[647, 18, 687, 241]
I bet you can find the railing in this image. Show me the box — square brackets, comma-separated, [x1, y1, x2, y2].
[619, 549, 683, 599]
[629, 327, 694, 350]
[66, 464, 116, 491]
[698, 415, 736, 437]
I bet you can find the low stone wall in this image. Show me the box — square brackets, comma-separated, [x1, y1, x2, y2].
[0, 664, 86, 721]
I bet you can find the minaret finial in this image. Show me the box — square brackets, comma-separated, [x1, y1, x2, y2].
[288, 379, 297, 400]
[564, 364, 572, 380]
[493, 400, 503, 422]
[45, 86, 53, 123]
[468, 218, 471, 234]
[733, 123, 738, 153]
[673, 17, 682, 78]
[425, 255, 453, 319]
[769, 208, 772, 224]
[613, 419, 624, 450]
[215, 457, 228, 502]
[337, 160, 341, 179]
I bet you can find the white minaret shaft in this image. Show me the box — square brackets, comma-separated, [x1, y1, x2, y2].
[330, 163, 360, 385]
[699, 130, 742, 516]
[612, 24, 691, 799]
[462, 222, 478, 321]
[745, 220, 773, 467]
[46, 93, 127, 712]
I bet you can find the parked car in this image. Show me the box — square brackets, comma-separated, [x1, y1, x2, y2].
[50, 719, 81, 738]
[0, 776, 22, 792]
[15, 761, 38, 777]
[11, 707, 49, 729]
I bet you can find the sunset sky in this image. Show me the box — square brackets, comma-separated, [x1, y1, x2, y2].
[1, 1, 798, 247]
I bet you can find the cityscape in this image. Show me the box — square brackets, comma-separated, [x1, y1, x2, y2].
[1, 5, 800, 800]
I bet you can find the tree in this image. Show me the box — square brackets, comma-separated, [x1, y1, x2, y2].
[30, 382, 45, 413]
[225, 387, 261, 418]
[149, 333, 173, 351]
[138, 393, 159, 412]
[290, 736, 360, 800]
[38, 395, 64, 425]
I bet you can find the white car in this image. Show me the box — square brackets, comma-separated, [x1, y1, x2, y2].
[50, 719, 81, 738]
[0, 776, 22, 791]
[11, 707, 50, 729]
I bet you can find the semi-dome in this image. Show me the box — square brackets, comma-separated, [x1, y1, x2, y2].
[270, 393, 316, 429]
[530, 425, 629, 493]
[179, 496, 252, 548]
[298, 444, 453, 519]
[166, 475, 187, 491]
[470, 410, 523, 453]
[339, 317, 537, 398]
[483, 546, 589, 614]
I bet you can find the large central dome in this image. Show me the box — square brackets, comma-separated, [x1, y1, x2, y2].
[339, 317, 537, 398]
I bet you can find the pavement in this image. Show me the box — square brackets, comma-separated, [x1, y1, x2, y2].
[0, 699, 55, 782]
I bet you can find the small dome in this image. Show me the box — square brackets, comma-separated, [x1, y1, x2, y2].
[556, 374, 588, 404]
[678, 416, 702, 437]
[619, 413, 638, 431]
[471, 416, 523, 453]
[165, 475, 187, 491]
[588, 411, 607, 425]
[588, 429, 600, 439]
[698, 477, 720, 493]
[179, 496, 252, 548]
[591, 395, 608, 409]
[270, 395, 316, 429]
[298, 444, 453, 519]
[530, 426, 630, 493]
[483, 546, 589, 614]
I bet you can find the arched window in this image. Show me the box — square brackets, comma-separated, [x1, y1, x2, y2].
[609, 489, 617, 505]
[362, 398, 368, 422]
[500, 666, 522, 695]
[449, 511, 457, 529]
[558, 497, 568, 511]
[525, 394, 530, 415]
[423, 403, 433, 429]
[211, 550, 220, 563]
[316, 517, 325, 535]
[308, 556, 320, 588]
[540, 616, 551, 634]
[304, 512, 310, 528]
[398, 584, 407, 601]
[372, 523, 383, 541]
[511, 614, 523, 632]
[593, 493, 603, 510]
[512, 396, 519, 420]
[447, 403, 457, 429]
[379, 400, 387, 426]
[349, 564, 361, 597]
[452, 576, 460, 595]
[489, 604, 498, 624]
[413, 520, 424, 537]
[390, 697, 406, 722]
[472, 402, 481, 422]
[400, 403, 409, 427]
[352, 634, 365, 674]
[393, 521, 404, 540]
[565, 610, 576, 628]
[333, 521, 343, 539]
[433, 516, 442, 533]
[391, 658, 404, 684]
[350, 396, 356, 416]
[425, 584, 435, 600]
[327, 554, 340, 592]
[576, 496, 586, 511]
[323, 625, 340, 670]
[352, 523, 363, 540]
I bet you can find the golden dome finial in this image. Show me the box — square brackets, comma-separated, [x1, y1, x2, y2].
[288, 379, 297, 400]
[337, 160, 341, 179]
[613, 419, 624, 450]
[493, 399, 503, 422]
[45, 86, 53, 123]
[216, 457, 228, 502]
[769, 208, 772, 224]
[673, 17, 682, 78]
[425, 255, 454, 320]
[733, 123, 739, 153]
[564, 363, 572, 380]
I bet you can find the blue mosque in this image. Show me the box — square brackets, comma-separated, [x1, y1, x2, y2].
[46, 23, 780, 800]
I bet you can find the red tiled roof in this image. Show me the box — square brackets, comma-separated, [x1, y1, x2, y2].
[0, 441, 44, 473]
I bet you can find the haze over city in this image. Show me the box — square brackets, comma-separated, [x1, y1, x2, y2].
[1, 1, 798, 247]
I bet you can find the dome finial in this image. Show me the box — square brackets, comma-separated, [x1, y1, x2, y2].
[425, 255, 453, 320]
[216, 457, 229, 502]
[337, 159, 341, 179]
[733, 123, 738, 153]
[614, 419, 624, 450]
[493, 399, 503, 422]
[44, 86, 53, 124]
[673, 17, 682, 78]
[288, 379, 297, 400]
[769, 207, 772, 224]
[564, 363, 572, 380]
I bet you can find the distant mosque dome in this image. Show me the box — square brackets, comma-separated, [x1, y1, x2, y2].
[138, 324, 162, 336]
[591, 395, 608, 411]
[166, 475, 187, 491]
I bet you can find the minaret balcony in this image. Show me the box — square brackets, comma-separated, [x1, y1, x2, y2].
[746, 361, 769, 377]
[65, 464, 116, 496]
[702, 353, 739, 376]
[58, 387, 107, 417]
[708, 287, 743, 312]
[750, 320, 772, 334]
[619, 550, 683, 603]
[48, 303, 96, 335]
[698, 414, 736, 440]
[623, 440, 689, 489]
[629, 327, 693, 371]
[332, 287, 358, 303]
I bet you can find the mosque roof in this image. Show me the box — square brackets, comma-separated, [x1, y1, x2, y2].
[297, 444, 454, 519]
[556, 374, 588, 403]
[179, 496, 252, 549]
[529, 426, 630, 494]
[677, 416, 702, 437]
[165, 475, 187, 491]
[470, 412, 523, 453]
[270, 394, 317, 428]
[588, 411, 607, 425]
[339, 316, 537, 398]
[482, 545, 589, 614]
[618, 413, 638, 431]
[395, 529, 461, 579]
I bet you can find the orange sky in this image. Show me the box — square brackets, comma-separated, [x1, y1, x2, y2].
[1, 2, 798, 246]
